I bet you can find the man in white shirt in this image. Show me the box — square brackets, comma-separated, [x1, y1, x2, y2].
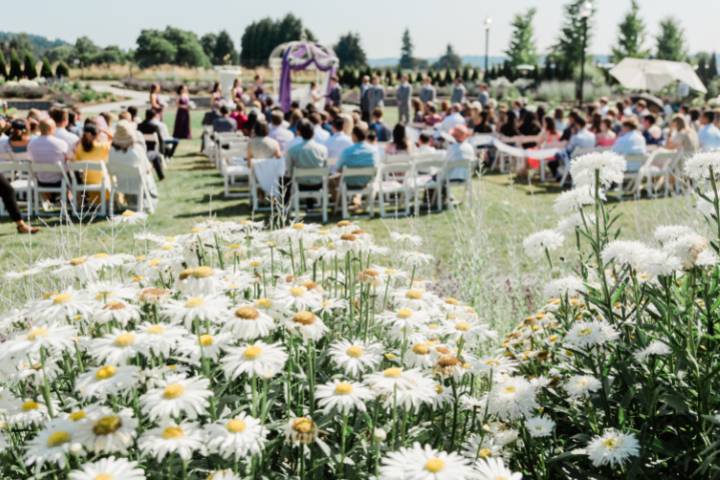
[440, 104, 466, 132]
[49, 108, 78, 157]
[268, 111, 294, 152]
[309, 113, 329, 143]
[698, 111, 720, 150]
[324, 117, 353, 161]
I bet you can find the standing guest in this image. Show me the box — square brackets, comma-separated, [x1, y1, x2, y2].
[359, 75, 371, 123]
[210, 82, 223, 110]
[326, 76, 342, 108]
[666, 115, 699, 155]
[440, 104, 467, 132]
[325, 116, 353, 160]
[149, 83, 164, 120]
[173, 85, 192, 140]
[213, 105, 238, 133]
[73, 123, 111, 203]
[231, 78, 244, 106]
[450, 78, 466, 104]
[386, 124, 412, 155]
[367, 76, 385, 114]
[477, 83, 490, 107]
[28, 118, 69, 192]
[596, 118, 617, 147]
[251, 75, 265, 102]
[49, 108, 79, 156]
[419, 76, 436, 104]
[698, 111, 720, 150]
[136, 110, 167, 180]
[269, 111, 294, 152]
[108, 120, 159, 210]
[0, 173, 38, 233]
[246, 121, 282, 168]
[396, 74, 413, 125]
[613, 118, 647, 156]
[369, 108, 392, 142]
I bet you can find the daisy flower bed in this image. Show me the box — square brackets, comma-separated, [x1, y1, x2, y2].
[2, 150, 720, 479]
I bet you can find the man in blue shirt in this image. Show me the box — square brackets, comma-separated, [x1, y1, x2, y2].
[698, 111, 720, 150]
[335, 126, 378, 189]
[613, 119, 647, 156]
[369, 108, 392, 142]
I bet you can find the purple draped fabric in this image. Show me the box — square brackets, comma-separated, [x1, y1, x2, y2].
[278, 42, 338, 112]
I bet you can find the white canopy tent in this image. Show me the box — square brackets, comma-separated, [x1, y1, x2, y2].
[610, 58, 707, 94]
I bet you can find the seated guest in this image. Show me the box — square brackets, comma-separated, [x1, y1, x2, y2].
[231, 103, 249, 133]
[386, 124, 412, 155]
[424, 104, 442, 127]
[613, 118, 647, 156]
[335, 126, 378, 192]
[212, 105, 237, 133]
[369, 108, 391, 142]
[67, 109, 82, 137]
[473, 110, 494, 134]
[518, 111, 542, 148]
[127, 106, 140, 123]
[247, 121, 282, 168]
[415, 133, 436, 154]
[309, 112, 330, 143]
[137, 110, 166, 180]
[666, 115, 699, 155]
[108, 120, 159, 210]
[269, 111, 294, 152]
[28, 118, 69, 193]
[49, 108, 79, 155]
[73, 123, 111, 203]
[499, 111, 519, 138]
[698, 111, 720, 150]
[412, 98, 425, 124]
[325, 116, 353, 160]
[554, 108, 567, 133]
[596, 118, 617, 147]
[3, 119, 31, 153]
[445, 125, 474, 181]
[440, 104, 467, 132]
[641, 114, 663, 146]
[0, 171, 39, 233]
[286, 120, 328, 194]
[548, 116, 596, 182]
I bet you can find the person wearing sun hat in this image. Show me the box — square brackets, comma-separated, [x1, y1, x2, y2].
[445, 125, 475, 182]
[108, 120, 158, 211]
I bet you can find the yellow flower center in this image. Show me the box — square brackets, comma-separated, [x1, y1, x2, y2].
[226, 419, 247, 433]
[503, 386, 517, 394]
[478, 447, 492, 458]
[47, 431, 71, 447]
[93, 416, 122, 435]
[52, 293, 72, 305]
[290, 287, 305, 297]
[412, 343, 430, 355]
[383, 367, 402, 378]
[578, 327, 593, 337]
[236, 307, 260, 320]
[69, 410, 86, 421]
[435, 384, 445, 394]
[199, 335, 214, 347]
[163, 383, 185, 399]
[162, 426, 184, 439]
[22, 400, 39, 411]
[185, 297, 205, 308]
[244, 345, 263, 360]
[336, 220, 351, 227]
[340, 233, 357, 241]
[346, 345, 364, 358]
[455, 321, 471, 332]
[26, 326, 49, 341]
[293, 311, 316, 326]
[602, 437, 619, 450]
[146, 324, 165, 335]
[95, 474, 113, 480]
[397, 308, 413, 319]
[445, 297, 460, 305]
[406, 289, 423, 300]
[256, 298, 272, 309]
[303, 280, 318, 290]
[334, 382, 353, 395]
[113, 332, 135, 347]
[292, 223, 305, 230]
[95, 365, 117, 380]
[69, 256, 87, 266]
[104, 301, 126, 311]
[292, 417, 314, 434]
[424, 457, 445, 473]
[180, 266, 214, 279]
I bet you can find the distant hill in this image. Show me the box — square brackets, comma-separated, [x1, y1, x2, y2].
[0, 32, 70, 56]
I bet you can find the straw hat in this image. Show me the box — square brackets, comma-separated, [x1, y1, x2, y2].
[113, 120, 137, 149]
[449, 125, 471, 142]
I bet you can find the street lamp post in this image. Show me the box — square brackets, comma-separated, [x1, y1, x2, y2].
[484, 17, 492, 75]
[577, 1, 592, 106]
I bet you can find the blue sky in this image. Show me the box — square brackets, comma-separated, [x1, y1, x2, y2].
[7, 0, 720, 57]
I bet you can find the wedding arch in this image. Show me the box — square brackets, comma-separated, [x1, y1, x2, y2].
[269, 40, 339, 111]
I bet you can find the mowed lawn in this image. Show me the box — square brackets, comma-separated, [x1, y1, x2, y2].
[0, 110, 701, 330]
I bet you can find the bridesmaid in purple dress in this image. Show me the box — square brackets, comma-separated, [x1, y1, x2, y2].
[173, 85, 192, 140]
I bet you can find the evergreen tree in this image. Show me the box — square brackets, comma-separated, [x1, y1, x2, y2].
[55, 61, 70, 78]
[550, 0, 594, 76]
[399, 28, 415, 69]
[9, 50, 23, 79]
[611, 0, 649, 62]
[710, 52, 718, 79]
[23, 52, 37, 78]
[433, 44, 462, 70]
[655, 17, 687, 61]
[40, 58, 53, 78]
[334, 32, 367, 69]
[505, 8, 538, 67]
[214, 30, 237, 65]
[0, 50, 6, 79]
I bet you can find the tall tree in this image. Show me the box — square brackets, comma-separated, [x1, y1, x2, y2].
[213, 30, 237, 65]
[399, 28, 415, 69]
[433, 44, 462, 70]
[505, 8, 538, 67]
[200, 33, 217, 61]
[550, 0, 594, 77]
[8, 50, 22, 79]
[73, 36, 100, 66]
[334, 32, 367, 69]
[23, 52, 37, 79]
[39, 57, 53, 78]
[240, 14, 316, 67]
[134, 30, 178, 68]
[611, 0, 649, 62]
[655, 17, 687, 61]
[710, 52, 718, 78]
[0, 50, 6, 79]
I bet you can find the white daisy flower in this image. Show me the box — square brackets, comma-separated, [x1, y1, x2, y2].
[204, 412, 268, 460]
[141, 374, 212, 420]
[176, 331, 232, 364]
[564, 320, 619, 350]
[380, 442, 473, 479]
[69, 456, 146, 480]
[205, 470, 242, 480]
[284, 311, 328, 341]
[89, 329, 141, 364]
[75, 364, 140, 400]
[6, 398, 51, 427]
[109, 209, 148, 225]
[223, 304, 276, 340]
[176, 266, 222, 295]
[685, 151, 720, 181]
[316, 379, 375, 414]
[543, 276, 585, 299]
[553, 184, 604, 215]
[328, 339, 384, 377]
[365, 367, 436, 411]
[284, 416, 319, 445]
[633, 340, 671, 362]
[522, 229, 565, 260]
[35, 290, 92, 322]
[586, 429, 640, 467]
[93, 300, 141, 326]
[3, 323, 77, 360]
[570, 151, 626, 187]
[24, 418, 82, 468]
[139, 421, 205, 461]
[525, 416, 555, 438]
[485, 376, 538, 421]
[75, 407, 138, 454]
[474, 457, 523, 480]
[222, 341, 288, 379]
[564, 375, 602, 399]
[162, 294, 228, 328]
[273, 283, 323, 311]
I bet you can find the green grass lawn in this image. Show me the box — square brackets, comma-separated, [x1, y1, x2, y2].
[0, 110, 701, 331]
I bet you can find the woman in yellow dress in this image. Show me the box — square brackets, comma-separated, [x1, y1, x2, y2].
[73, 122, 111, 203]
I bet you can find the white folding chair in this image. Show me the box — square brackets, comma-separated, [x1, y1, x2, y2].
[69, 161, 112, 217]
[617, 154, 648, 197]
[376, 162, 413, 218]
[32, 162, 69, 217]
[0, 160, 33, 220]
[635, 150, 678, 199]
[444, 158, 474, 206]
[249, 158, 286, 213]
[339, 166, 377, 219]
[291, 166, 329, 224]
[143, 132, 167, 169]
[221, 143, 250, 198]
[412, 153, 447, 215]
[108, 163, 156, 214]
